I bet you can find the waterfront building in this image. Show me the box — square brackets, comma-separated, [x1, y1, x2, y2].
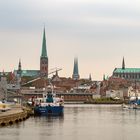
[72, 57, 80, 80]
[106, 89, 124, 99]
[113, 57, 140, 82]
[100, 75, 130, 97]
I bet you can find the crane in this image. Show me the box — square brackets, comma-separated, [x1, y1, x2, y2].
[21, 68, 62, 86]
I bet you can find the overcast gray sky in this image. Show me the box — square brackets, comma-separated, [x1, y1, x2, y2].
[1, 0, 140, 80]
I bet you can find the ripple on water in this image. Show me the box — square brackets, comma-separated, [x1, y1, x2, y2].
[0, 104, 140, 140]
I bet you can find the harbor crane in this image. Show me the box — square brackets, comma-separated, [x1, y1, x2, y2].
[21, 68, 62, 86]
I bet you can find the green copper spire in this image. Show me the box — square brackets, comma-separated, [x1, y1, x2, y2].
[41, 27, 47, 57]
[72, 57, 80, 80]
[73, 58, 78, 75]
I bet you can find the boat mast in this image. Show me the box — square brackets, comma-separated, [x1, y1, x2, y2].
[135, 80, 138, 101]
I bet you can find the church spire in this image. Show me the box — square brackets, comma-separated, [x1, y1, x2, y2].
[103, 74, 106, 81]
[72, 57, 80, 80]
[122, 57, 125, 69]
[18, 59, 21, 71]
[40, 27, 48, 78]
[17, 59, 22, 76]
[89, 73, 92, 81]
[41, 27, 47, 58]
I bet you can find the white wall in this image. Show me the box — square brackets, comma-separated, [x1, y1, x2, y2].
[106, 90, 123, 99]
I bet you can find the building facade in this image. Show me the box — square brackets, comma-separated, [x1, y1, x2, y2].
[113, 58, 140, 82]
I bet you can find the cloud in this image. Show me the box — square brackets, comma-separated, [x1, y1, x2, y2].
[1, 0, 140, 31]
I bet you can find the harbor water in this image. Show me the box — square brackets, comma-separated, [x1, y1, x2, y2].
[0, 104, 140, 140]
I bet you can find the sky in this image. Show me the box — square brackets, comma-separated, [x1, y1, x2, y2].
[1, 0, 140, 80]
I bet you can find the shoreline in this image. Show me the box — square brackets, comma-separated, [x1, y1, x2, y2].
[84, 100, 126, 104]
[0, 106, 31, 126]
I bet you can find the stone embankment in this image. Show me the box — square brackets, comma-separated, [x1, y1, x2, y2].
[0, 105, 31, 126]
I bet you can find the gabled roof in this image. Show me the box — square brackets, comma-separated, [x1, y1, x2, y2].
[114, 68, 140, 73]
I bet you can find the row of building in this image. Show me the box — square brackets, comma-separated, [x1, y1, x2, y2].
[1, 27, 140, 84]
[1, 27, 140, 101]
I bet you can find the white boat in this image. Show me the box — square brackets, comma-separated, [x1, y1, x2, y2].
[122, 102, 140, 110]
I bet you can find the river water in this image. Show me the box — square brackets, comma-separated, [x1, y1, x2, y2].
[0, 104, 140, 140]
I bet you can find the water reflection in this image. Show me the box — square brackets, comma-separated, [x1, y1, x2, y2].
[1, 105, 140, 140]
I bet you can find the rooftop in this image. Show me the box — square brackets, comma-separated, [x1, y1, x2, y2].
[114, 68, 140, 73]
[14, 70, 40, 77]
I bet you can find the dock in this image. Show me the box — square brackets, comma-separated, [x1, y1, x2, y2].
[0, 104, 31, 126]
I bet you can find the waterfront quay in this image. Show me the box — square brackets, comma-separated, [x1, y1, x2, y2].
[0, 104, 30, 126]
[21, 88, 125, 104]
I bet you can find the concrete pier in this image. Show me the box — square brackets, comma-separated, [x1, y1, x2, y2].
[0, 105, 30, 126]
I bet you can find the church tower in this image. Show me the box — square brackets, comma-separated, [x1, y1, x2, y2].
[72, 57, 80, 80]
[40, 27, 48, 78]
[17, 59, 22, 77]
[89, 73, 92, 81]
[122, 57, 125, 69]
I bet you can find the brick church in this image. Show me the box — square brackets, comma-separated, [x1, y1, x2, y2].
[113, 57, 140, 82]
[14, 27, 48, 79]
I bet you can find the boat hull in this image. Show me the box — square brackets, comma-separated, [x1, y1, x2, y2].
[34, 106, 64, 116]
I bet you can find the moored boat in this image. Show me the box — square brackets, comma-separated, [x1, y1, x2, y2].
[122, 97, 140, 110]
[33, 88, 64, 116]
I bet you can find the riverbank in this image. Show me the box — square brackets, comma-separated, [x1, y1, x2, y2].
[84, 98, 128, 104]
